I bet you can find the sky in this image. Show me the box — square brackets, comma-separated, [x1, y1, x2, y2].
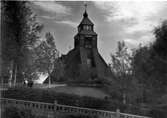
[30, 1, 167, 63]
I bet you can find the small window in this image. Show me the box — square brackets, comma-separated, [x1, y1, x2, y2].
[87, 59, 91, 67]
[85, 38, 92, 48]
[88, 26, 91, 30]
[83, 25, 91, 30]
[83, 25, 87, 30]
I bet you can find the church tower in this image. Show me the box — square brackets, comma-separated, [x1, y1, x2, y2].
[50, 6, 111, 84]
[74, 8, 97, 68]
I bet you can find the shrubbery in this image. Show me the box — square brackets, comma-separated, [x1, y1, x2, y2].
[2, 87, 112, 110]
[2, 106, 35, 118]
[3, 87, 157, 117]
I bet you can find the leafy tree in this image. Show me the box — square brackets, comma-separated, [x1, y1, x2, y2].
[152, 20, 167, 89]
[34, 32, 59, 87]
[132, 46, 151, 102]
[110, 41, 132, 76]
[153, 20, 167, 58]
[1, 1, 43, 85]
[132, 20, 167, 104]
[110, 41, 142, 105]
[135, 21, 167, 88]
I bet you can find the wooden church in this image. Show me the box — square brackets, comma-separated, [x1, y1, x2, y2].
[49, 8, 112, 85]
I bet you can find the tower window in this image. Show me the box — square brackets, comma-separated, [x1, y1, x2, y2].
[85, 38, 92, 48]
[83, 25, 91, 30]
[86, 57, 96, 67]
[87, 59, 91, 67]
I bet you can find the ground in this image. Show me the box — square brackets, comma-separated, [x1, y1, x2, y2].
[34, 84, 110, 99]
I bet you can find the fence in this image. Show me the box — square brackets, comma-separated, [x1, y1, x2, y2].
[0, 98, 151, 118]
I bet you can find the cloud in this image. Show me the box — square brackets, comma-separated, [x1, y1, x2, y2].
[39, 15, 56, 20]
[39, 15, 77, 28]
[124, 34, 155, 47]
[94, 1, 167, 48]
[55, 20, 77, 28]
[124, 38, 139, 46]
[94, 1, 167, 33]
[33, 1, 71, 15]
[125, 20, 155, 34]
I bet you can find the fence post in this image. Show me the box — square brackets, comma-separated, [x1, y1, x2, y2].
[116, 109, 120, 118]
[54, 100, 58, 105]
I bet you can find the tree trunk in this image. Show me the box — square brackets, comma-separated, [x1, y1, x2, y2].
[14, 64, 17, 86]
[48, 74, 51, 88]
[9, 60, 13, 87]
[123, 92, 126, 105]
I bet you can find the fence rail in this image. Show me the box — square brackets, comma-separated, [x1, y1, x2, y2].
[0, 98, 151, 118]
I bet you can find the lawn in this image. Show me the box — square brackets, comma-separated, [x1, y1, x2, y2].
[45, 85, 110, 99]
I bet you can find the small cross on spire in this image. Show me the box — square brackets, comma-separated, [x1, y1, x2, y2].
[83, 2, 88, 17]
[84, 2, 87, 12]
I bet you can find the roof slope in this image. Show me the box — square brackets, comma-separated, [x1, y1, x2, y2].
[78, 11, 94, 26]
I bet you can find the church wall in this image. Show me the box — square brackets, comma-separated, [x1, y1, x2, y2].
[92, 48, 110, 79]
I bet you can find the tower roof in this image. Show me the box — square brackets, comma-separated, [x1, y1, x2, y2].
[76, 4, 97, 35]
[78, 10, 94, 26]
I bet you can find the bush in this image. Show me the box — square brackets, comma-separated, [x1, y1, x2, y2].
[2, 87, 111, 110]
[2, 106, 35, 118]
[2, 87, 153, 116]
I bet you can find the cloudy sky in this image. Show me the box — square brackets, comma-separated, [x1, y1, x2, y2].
[30, 1, 167, 63]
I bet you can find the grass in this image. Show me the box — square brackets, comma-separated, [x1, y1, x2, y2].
[43, 86, 110, 99]
[2, 86, 113, 110]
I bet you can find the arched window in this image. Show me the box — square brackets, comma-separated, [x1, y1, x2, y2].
[83, 25, 91, 30]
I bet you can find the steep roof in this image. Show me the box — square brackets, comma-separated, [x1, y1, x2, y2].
[78, 11, 94, 26]
[78, 30, 97, 35]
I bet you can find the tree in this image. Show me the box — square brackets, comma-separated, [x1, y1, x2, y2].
[132, 20, 167, 104]
[110, 41, 133, 104]
[110, 41, 132, 77]
[152, 20, 167, 89]
[35, 32, 59, 87]
[153, 20, 167, 58]
[110, 41, 143, 106]
[1, 1, 43, 85]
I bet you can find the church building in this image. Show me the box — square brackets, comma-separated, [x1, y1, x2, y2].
[50, 8, 112, 85]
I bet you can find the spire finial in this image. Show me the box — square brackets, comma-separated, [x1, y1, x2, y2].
[83, 2, 88, 17]
[84, 2, 87, 12]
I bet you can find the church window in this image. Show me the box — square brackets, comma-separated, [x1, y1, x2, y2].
[85, 44, 92, 48]
[85, 38, 92, 48]
[87, 55, 96, 67]
[87, 58, 92, 67]
[89, 26, 92, 30]
[83, 25, 91, 30]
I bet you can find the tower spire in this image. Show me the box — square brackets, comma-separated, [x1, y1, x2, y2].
[84, 2, 87, 12]
[83, 2, 88, 17]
